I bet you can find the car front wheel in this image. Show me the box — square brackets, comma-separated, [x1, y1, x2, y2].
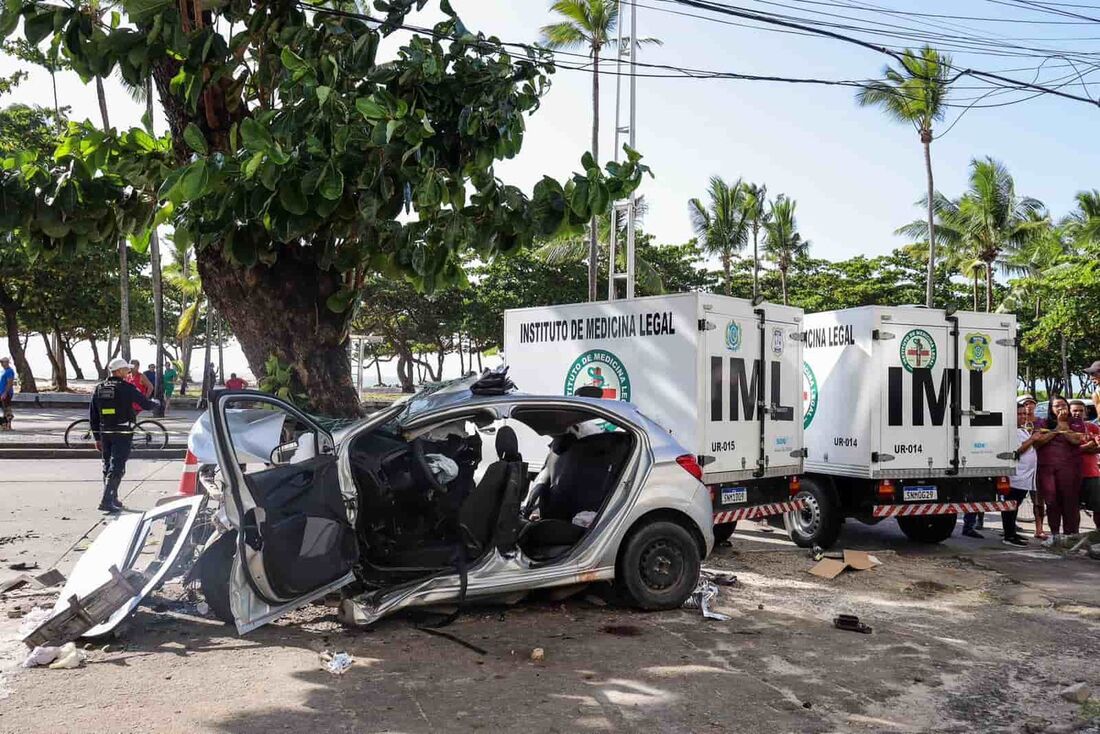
[617, 520, 701, 610]
[198, 530, 237, 624]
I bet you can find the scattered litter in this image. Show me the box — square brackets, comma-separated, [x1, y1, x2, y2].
[196, 602, 209, 616]
[601, 625, 643, 637]
[8, 562, 38, 572]
[48, 642, 86, 670]
[583, 594, 608, 607]
[1060, 682, 1090, 704]
[0, 568, 68, 596]
[709, 572, 739, 587]
[683, 579, 731, 621]
[810, 545, 825, 561]
[22, 645, 61, 668]
[6, 608, 22, 618]
[833, 614, 872, 634]
[320, 650, 354, 676]
[809, 550, 882, 579]
[530, 647, 545, 662]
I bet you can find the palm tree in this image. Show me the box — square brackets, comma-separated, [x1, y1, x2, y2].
[857, 45, 952, 308]
[1062, 189, 1100, 247]
[540, 1, 660, 301]
[742, 182, 769, 300]
[688, 176, 749, 296]
[763, 195, 811, 305]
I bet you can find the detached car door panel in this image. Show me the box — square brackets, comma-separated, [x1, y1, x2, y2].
[212, 392, 358, 632]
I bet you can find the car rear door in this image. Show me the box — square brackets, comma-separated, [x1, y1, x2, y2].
[211, 391, 358, 634]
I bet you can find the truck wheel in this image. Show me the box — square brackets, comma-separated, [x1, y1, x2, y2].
[712, 522, 737, 545]
[896, 514, 957, 544]
[784, 478, 841, 549]
[198, 530, 237, 624]
[617, 520, 701, 611]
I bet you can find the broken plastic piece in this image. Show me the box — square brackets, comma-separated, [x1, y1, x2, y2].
[320, 650, 354, 675]
[47, 642, 85, 670]
[22, 645, 61, 668]
[683, 579, 731, 621]
[834, 614, 872, 634]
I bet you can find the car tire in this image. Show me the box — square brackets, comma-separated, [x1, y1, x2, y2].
[198, 530, 236, 625]
[712, 522, 738, 545]
[784, 477, 842, 549]
[617, 520, 701, 611]
[896, 514, 957, 544]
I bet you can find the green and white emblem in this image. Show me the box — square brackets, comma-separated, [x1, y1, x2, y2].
[899, 329, 937, 372]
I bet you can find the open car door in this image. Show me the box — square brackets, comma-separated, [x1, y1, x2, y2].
[211, 391, 358, 634]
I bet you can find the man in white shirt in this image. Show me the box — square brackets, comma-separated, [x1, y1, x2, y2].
[1003, 397, 1042, 547]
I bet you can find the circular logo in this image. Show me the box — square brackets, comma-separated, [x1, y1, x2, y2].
[899, 329, 938, 372]
[772, 327, 784, 356]
[564, 349, 631, 401]
[725, 321, 742, 351]
[964, 332, 993, 372]
[802, 361, 818, 429]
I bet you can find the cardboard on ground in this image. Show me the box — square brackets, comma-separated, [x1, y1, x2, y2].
[808, 550, 882, 579]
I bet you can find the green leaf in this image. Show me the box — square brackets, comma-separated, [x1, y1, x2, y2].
[385, 119, 400, 142]
[280, 46, 307, 72]
[229, 122, 238, 152]
[278, 179, 308, 216]
[243, 151, 264, 179]
[580, 151, 596, 172]
[240, 117, 273, 152]
[179, 160, 210, 200]
[355, 96, 386, 120]
[318, 163, 344, 201]
[176, 301, 200, 341]
[325, 287, 357, 313]
[316, 85, 331, 104]
[183, 123, 208, 155]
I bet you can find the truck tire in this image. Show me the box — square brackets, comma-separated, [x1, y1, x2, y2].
[198, 530, 237, 625]
[784, 477, 842, 549]
[712, 522, 737, 545]
[617, 520, 701, 611]
[896, 514, 957, 544]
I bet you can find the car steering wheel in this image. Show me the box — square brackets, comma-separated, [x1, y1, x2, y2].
[411, 437, 446, 494]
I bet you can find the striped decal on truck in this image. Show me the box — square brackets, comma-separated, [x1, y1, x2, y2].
[872, 501, 1017, 518]
[713, 499, 806, 524]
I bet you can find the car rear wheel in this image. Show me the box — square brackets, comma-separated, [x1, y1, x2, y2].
[198, 530, 236, 624]
[784, 477, 841, 549]
[617, 520, 701, 610]
[712, 522, 737, 545]
[896, 514, 957, 544]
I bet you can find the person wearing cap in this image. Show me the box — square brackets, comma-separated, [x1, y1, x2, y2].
[90, 358, 158, 513]
[0, 356, 14, 431]
[1017, 395, 1047, 538]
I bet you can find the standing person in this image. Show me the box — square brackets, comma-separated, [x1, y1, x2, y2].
[1002, 400, 1047, 547]
[162, 362, 178, 413]
[1036, 395, 1087, 546]
[143, 363, 158, 390]
[1018, 395, 1048, 538]
[224, 372, 247, 390]
[1070, 400, 1100, 511]
[126, 358, 154, 416]
[1084, 361, 1100, 418]
[0, 356, 14, 431]
[90, 358, 158, 513]
[203, 362, 217, 402]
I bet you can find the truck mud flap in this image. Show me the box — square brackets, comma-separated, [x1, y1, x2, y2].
[872, 500, 1016, 518]
[714, 499, 806, 523]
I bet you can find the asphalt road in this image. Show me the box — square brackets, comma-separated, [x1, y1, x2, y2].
[0, 458, 1098, 733]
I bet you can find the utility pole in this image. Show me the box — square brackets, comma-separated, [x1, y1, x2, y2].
[608, 0, 639, 301]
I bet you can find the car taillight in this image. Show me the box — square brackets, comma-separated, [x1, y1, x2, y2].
[996, 476, 1011, 495]
[788, 476, 801, 496]
[676, 454, 704, 482]
[876, 479, 895, 500]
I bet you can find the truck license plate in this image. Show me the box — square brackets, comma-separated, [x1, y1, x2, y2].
[721, 487, 748, 505]
[902, 486, 937, 502]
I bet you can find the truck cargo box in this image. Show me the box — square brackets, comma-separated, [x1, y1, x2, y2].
[802, 306, 1017, 480]
[503, 294, 805, 491]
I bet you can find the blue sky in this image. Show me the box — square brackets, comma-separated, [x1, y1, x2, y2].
[2, 0, 1097, 264]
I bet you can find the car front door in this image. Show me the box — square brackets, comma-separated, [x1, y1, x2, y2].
[211, 391, 358, 633]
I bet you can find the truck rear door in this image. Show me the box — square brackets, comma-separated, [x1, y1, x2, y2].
[878, 315, 952, 478]
[703, 305, 764, 480]
[762, 310, 803, 475]
[955, 317, 1016, 474]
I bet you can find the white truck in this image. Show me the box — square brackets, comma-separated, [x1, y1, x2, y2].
[503, 293, 806, 542]
[793, 306, 1019, 547]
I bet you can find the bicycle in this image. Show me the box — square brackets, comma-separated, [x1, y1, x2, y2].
[63, 417, 170, 449]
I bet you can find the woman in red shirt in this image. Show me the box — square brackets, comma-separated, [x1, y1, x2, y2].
[1036, 396, 1088, 543]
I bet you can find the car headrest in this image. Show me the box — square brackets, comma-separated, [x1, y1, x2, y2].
[495, 425, 520, 461]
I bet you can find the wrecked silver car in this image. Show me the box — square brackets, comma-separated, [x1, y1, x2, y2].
[28, 374, 713, 642]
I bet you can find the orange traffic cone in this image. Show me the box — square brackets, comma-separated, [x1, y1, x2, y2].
[178, 450, 200, 496]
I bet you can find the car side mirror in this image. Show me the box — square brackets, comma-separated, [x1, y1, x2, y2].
[270, 440, 299, 464]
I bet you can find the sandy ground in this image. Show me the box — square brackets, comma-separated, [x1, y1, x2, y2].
[0, 459, 1098, 733]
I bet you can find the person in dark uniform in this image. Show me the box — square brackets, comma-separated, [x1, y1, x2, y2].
[90, 358, 158, 513]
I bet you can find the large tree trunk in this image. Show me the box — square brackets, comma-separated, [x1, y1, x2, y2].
[587, 47, 600, 302]
[0, 299, 36, 393]
[722, 254, 731, 296]
[89, 337, 104, 379]
[41, 331, 66, 391]
[972, 272, 978, 311]
[985, 259, 994, 312]
[922, 135, 936, 309]
[196, 245, 361, 416]
[780, 268, 789, 306]
[62, 338, 85, 380]
[396, 351, 415, 393]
